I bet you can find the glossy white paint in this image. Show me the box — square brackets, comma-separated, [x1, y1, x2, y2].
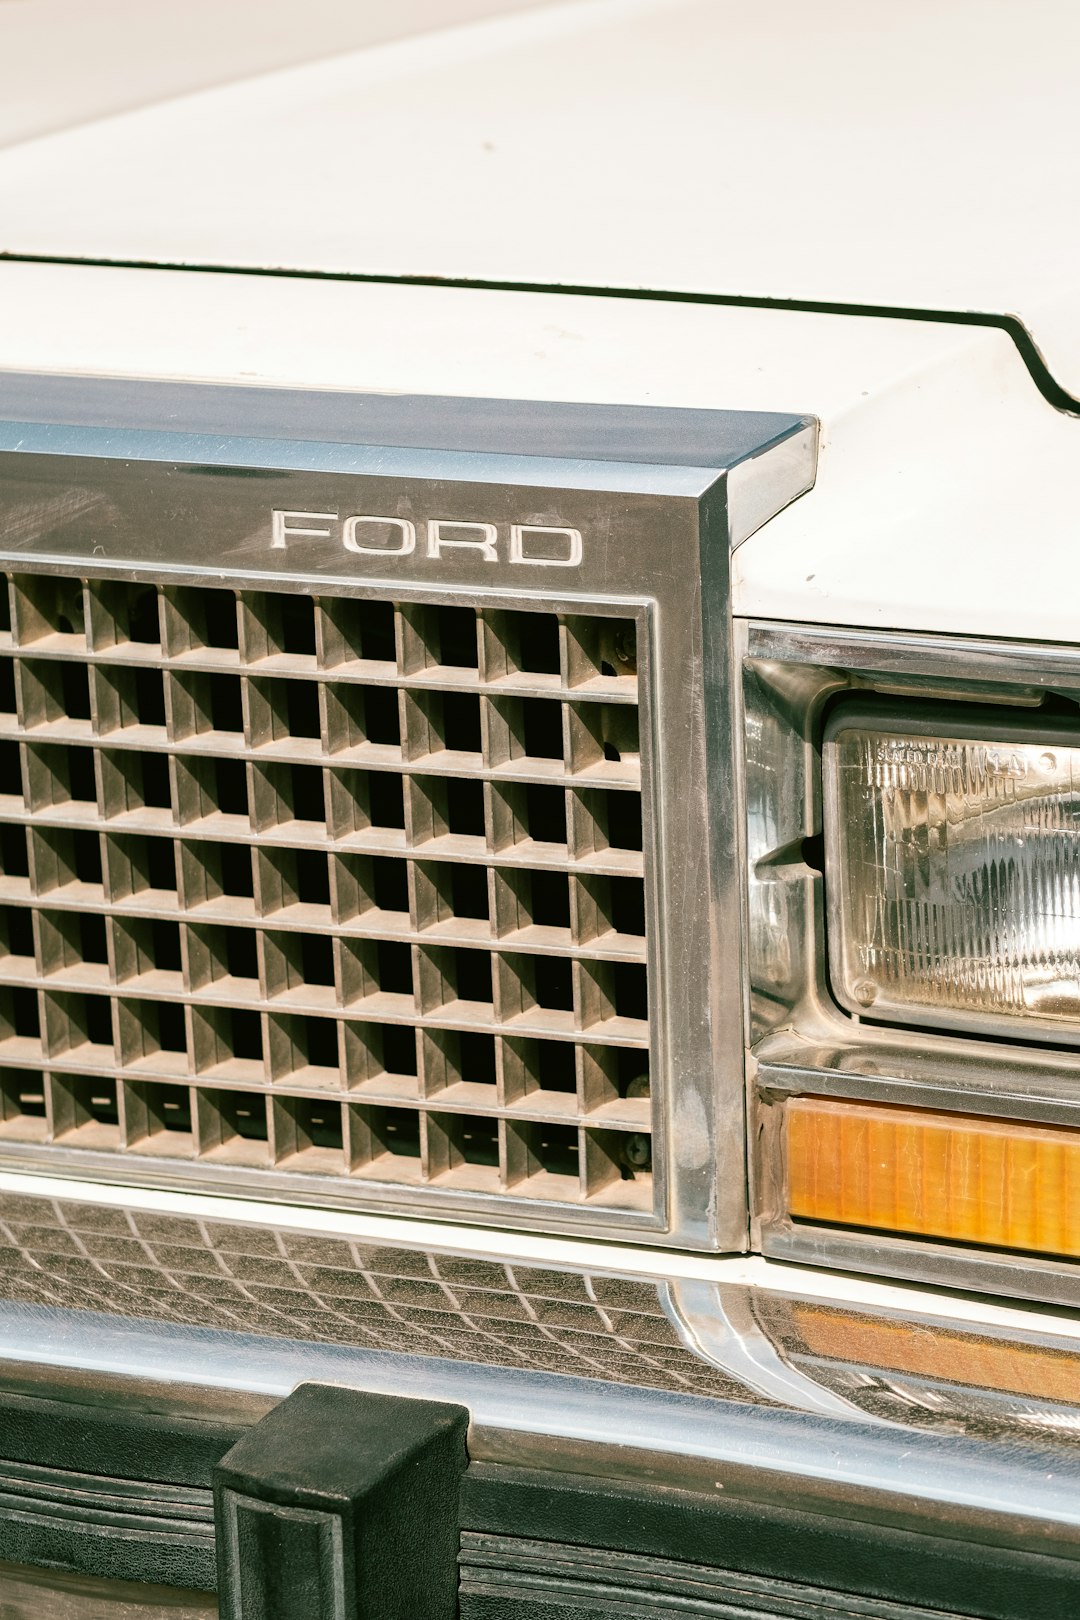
[0, 0, 549, 148]
[2, 0, 1080, 401]
[0, 260, 1075, 644]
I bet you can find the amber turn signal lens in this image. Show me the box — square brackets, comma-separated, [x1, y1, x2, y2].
[790, 1303, 1080, 1404]
[787, 1096, 1080, 1260]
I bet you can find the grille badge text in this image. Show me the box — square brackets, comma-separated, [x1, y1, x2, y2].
[270, 510, 583, 567]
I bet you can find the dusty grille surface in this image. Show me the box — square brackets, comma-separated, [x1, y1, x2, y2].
[0, 572, 654, 1220]
[0, 1195, 751, 1401]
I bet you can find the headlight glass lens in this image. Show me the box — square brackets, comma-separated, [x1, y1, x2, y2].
[824, 710, 1080, 1034]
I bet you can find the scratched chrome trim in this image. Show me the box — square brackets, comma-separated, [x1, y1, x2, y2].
[0, 1299, 1076, 1553]
[662, 1279, 893, 1423]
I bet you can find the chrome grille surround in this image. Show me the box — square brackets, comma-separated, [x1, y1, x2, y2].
[0, 375, 816, 1248]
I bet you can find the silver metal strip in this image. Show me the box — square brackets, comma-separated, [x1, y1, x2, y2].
[0, 1299, 1075, 1546]
[662, 1279, 895, 1423]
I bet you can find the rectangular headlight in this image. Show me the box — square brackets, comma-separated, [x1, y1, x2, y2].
[824, 705, 1080, 1040]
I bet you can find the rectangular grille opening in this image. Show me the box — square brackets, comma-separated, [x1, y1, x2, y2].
[198, 1088, 270, 1166]
[187, 922, 259, 997]
[576, 873, 647, 942]
[0, 578, 10, 637]
[572, 788, 643, 859]
[14, 576, 86, 649]
[487, 696, 565, 770]
[340, 938, 414, 1013]
[262, 929, 335, 1004]
[180, 840, 253, 915]
[269, 1013, 341, 1088]
[192, 1005, 264, 1082]
[275, 1094, 344, 1172]
[344, 1021, 419, 1098]
[494, 867, 571, 941]
[497, 953, 574, 1032]
[564, 616, 637, 686]
[349, 1103, 422, 1182]
[91, 582, 163, 651]
[117, 997, 189, 1075]
[407, 691, 481, 760]
[506, 1118, 580, 1198]
[0, 1068, 47, 1140]
[174, 756, 250, 827]
[20, 657, 92, 728]
[491, 782, 567, 854]
[253, 762, 326, 832]
[0, 826, 28, 882]
[334, 853, 409, 929]
[506, 610, 562, 677]
[112, 917, 181, 986]
[165, 587, 240, 657]
[585, 1125, 651, 1194]
[321, 597, 397, 670]
[100, 748, 173, 821]
[328, 768, 406, 843]
[581, 1044, 650, 1120]
[0, 580, 655, 1225]
[52, 1073, 120, 1149]
[125, 1080, 194, 1157]
[568, 702, 641, 772]
[422, 1027, 497, 1105]
[44, 990, 113, 1061]
[37, 828, 104, 896]
[503, 1036, 578, 1114]
[170, 671, 244, 739]
[428, 1111, 500, 1191]
[579, 959, 649, 1037]
[434, 606, 480, 670]
[26, 743, 97, 810]
[108, 834, 176, 905]
[0, 986, 41, 1060]
[37, 907, 108, 983]
[419, 945, 492, 1018]
[416, 860, 490, 935]
[250, 676, 322, 745]
[409, 775, 486, 852]
[243, 593, 317, 665]
[0, 743, 21, 806]
[0, 903, 35, 967]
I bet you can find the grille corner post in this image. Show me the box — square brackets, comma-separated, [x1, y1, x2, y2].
[213, 1381, 469, 1620]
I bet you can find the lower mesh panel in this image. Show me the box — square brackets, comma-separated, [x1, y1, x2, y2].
[0, 574, 654, 1220]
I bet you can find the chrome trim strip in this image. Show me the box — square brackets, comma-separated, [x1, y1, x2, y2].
[663, 1279, 894, 1424]
[0, 1300, 1076, 1543]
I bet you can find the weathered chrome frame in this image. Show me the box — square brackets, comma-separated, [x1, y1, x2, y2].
[740, 619, 1080, 1302]
[0, 374, 817, 1252]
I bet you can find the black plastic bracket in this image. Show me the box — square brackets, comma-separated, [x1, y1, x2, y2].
[213, 1382, 469, 1620]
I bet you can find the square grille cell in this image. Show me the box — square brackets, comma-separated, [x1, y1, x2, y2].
[0, 380, 816, 1247]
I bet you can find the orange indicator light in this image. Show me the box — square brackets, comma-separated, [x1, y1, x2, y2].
[787, 1097, 1080, 1260]
[790, 1303, 1080, 1404]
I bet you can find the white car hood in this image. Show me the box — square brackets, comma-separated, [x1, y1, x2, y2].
[1, 0, 1080, 404]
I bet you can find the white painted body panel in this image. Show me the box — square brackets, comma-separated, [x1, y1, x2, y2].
[3, 0, 1080, 401]
[0, 260, 1073, 643]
